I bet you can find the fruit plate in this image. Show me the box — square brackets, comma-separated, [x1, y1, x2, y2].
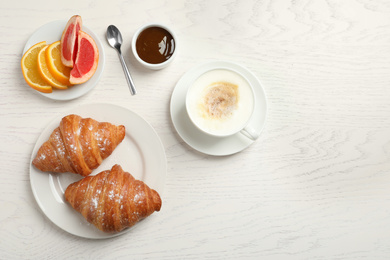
[23, 20, 105, 101]
[29, 103, 166, 239]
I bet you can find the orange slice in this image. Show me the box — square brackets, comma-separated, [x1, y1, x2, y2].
[37, 45, 68, 90]
[46, 41, 72, 86]
[21, 41, 52, 93]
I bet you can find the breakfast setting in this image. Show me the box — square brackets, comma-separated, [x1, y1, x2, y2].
[2, 1, 390, 259]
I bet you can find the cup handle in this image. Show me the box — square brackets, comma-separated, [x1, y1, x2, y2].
[240, 125, 259, 140]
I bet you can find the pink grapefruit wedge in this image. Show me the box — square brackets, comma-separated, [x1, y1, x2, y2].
[60, 15, 82, 68]
[69, 30, 99, 84]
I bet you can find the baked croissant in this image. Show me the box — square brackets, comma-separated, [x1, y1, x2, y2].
[65, 164, 162, 233]
[32, 114, 125, 176]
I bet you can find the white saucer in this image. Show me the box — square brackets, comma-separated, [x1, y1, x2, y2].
[30, 103, 166, 239]
[170, 61, 267, 156]
[23, 20, 105, 101]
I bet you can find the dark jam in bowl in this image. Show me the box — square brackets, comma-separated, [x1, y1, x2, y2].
[135, 26, 175, 64]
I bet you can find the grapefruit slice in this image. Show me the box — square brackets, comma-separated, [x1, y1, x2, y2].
[69, 31, 99, 84]
[60, 15, 82, 68]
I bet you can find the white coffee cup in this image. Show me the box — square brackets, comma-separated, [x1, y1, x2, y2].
[185, 68, 259, 140]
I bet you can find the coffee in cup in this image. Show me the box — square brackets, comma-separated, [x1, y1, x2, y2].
[186, 69, 258, 139]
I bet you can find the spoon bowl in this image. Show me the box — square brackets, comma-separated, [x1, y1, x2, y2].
[107, 25, 122, 49]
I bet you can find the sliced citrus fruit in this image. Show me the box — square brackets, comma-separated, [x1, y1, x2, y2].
[37, 45, 68, 90]
[46, 41, 72, 86]
[21, 41, 52, 93]
[61, 15, 82, 67]
[69, 30, 99, 84]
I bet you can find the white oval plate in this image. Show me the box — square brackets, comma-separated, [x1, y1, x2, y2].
[30, 103, 166, 239]
[23, 20, 105, 101]
[170, 61, 267, 156]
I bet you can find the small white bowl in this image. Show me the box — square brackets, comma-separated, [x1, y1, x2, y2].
[131, 23, 177, 70]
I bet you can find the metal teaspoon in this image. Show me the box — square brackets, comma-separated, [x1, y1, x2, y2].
[106, 25, 137, 95]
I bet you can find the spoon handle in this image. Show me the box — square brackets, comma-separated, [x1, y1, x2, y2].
[117, 52, 137, 95]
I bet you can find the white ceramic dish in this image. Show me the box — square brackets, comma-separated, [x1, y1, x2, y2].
[23, 20, 105, 101]
[131, 23, 177, 70]
[29, 103, 166, 239]
[170, 61, 267, 156]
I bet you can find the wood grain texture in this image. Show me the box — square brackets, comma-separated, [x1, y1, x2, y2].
[1, 0, 390, 259]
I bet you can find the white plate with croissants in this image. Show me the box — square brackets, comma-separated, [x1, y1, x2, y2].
[29, 103, 166, 239]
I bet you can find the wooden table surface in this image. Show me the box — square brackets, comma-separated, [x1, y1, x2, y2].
[1, 0, 390, 259]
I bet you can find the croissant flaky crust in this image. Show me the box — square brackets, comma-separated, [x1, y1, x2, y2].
[32, 114, 125, 176]
[65, 164, 162, 233]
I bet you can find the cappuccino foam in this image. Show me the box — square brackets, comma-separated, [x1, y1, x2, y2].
[187, 69, 254, 136]
[201, 81, 239, 120]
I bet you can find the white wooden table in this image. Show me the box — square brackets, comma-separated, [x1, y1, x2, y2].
[1, 0, 390, 259]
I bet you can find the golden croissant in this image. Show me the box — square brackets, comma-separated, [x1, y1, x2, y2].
[32, 114, 125, 176]
[65, 164, 162, 233]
